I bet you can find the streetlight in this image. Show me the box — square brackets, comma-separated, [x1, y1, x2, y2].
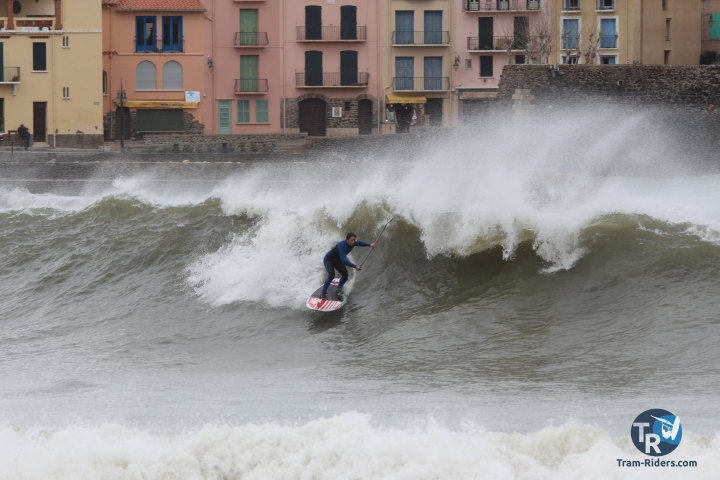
[115, 81, 127, 152]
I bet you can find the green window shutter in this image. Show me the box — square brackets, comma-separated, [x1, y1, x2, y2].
[218, 100, 232, 133]
[239, 9, 258, 45]
[711, 13, 720, 40]
[255, 99, 269, 123]
[237, 99, 250, 123]
[240, 55, 258, 92]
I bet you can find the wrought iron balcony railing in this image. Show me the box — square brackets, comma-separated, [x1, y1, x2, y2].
[392, 31, 451, 45]
[297, 25, 367, 41]
[296, 71, 369, 87]
[234, 32, 269, 47]
[464, 0, 541, 12]
[234, 78, 269, 93]
[393, 77, 450, 91]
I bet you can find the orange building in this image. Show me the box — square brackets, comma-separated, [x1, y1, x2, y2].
[102, 0, 206, 139]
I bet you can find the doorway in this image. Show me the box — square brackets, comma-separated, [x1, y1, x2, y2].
[298, 98, 326, 137]
[358, 99, 372, 135]
[33, 102, 46, 142]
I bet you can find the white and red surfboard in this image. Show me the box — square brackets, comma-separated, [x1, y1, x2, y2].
[306, 278, 348, 312]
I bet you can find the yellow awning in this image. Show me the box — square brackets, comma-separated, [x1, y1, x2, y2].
[386, 94, 426, 104]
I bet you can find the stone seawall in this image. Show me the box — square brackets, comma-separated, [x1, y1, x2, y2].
[498, 65, 720, 107]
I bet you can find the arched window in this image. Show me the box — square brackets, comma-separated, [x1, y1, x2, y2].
[162, 61, 183, 90]
[136, 61, 157, 90]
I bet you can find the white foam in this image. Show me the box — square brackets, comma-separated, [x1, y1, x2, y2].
[0, 413, 717, 480]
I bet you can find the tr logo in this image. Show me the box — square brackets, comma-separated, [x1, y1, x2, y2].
[631, 409, 682, 456]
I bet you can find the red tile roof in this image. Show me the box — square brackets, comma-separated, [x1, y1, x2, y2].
[116, 0, 205, 11]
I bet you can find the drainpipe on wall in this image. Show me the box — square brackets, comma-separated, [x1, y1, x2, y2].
[282, 0, 286, 134]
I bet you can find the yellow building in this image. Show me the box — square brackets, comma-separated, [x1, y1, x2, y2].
[381, 0, 456, 132]
[1, 0, 103, 148]
[551, 0, 701, 65]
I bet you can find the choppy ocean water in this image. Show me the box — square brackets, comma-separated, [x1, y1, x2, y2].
[1, 111, 719, 479]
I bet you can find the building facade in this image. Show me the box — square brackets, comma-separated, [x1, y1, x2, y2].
[281, 0, 382, 137]
[202, 0, 281, 134]
[550, 0, 701, 65]
[1, 0, 103, 147]
[102, 0, 206, 139]
[455, 0, 550, 119]
[381, 0, 455, 132]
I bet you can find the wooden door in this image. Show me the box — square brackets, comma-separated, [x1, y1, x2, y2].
[33, 102, 46, 142]
[358, 99, 372, 135]
[298, 98, 326, 137]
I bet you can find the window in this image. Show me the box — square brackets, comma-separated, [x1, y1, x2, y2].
[103, 71, 107, 94]
[305, 5, 321, 40]
[136, 61, 157, 90]
[62, 87, 70, 99]
[424, 11, 443, 45]
[395, 56, 414, 90]
[664, 50, 671, 64]
[304, 51, 322, 86]
[256, 99, 269, 123]
[340, 50, 358, 86]
[241, 55, 259, 91]
[600, 18, 617, 48]
[33, 42, 47, 71]
[599, 55, 616, 64]
[237, 99, 250, 123]
[662, 0, 667, 11]
[162, 16, 182, 52]
[564, 0, 580, 10]
[478, 17, 493, 50]
[465, 59, 472, 70]
[515, 54, 526, 64]
[562, 54, 579, 64]
[562, 18, 580, 49]
[62, 36, 70, 47]
[479, 56, 493, 77]
[665, 19, 671, 40]
[340, 6, 357, 40]
[239, 9, 259, 45]
[162, 61, 183, 89]
[136, 16, 156, 52]
[424, 56, 442, 90]
[395, 11, 414, 44]
[597, 0, 614, 9]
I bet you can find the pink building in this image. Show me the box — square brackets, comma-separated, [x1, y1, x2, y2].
[102, 0, 206, 138]
[454, 0, 550, 117]
[202, 0, 282, 134]
[281, 1, 382, 136]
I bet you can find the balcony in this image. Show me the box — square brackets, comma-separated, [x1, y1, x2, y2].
[295, 72, 369, 88]
[0, 67, 20, 84]
[392, 31, 451, 46]
[234, 78, 269, 94]
[234, 32, 269, 47]
[468, 35, 533, 51]
[464, 0, 541, 12]
[0, 16, 57, 31]
[297, 25, 367, 42]
[393, 77, 450, 92]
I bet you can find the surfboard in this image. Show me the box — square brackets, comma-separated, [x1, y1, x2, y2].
[306, 278, 347, 312]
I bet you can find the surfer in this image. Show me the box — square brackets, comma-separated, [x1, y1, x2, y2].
[321, 233, 375, 299]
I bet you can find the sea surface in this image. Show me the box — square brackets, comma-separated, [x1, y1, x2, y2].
[1, 111, 719, 479]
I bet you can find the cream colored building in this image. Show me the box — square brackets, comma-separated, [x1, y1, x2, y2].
[381, 0, 456, 132]
[0, 0, 103, 147]
[551, 0, 701, 65]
